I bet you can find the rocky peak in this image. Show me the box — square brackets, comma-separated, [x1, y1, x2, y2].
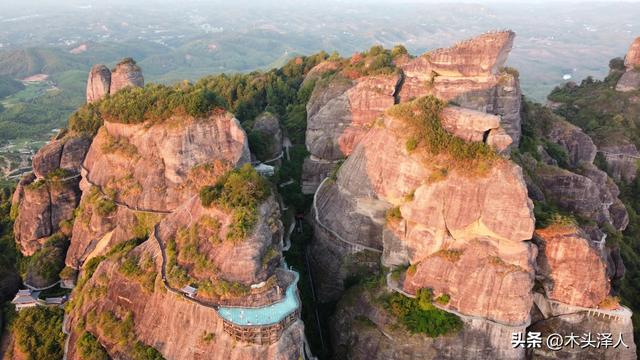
[624, 36, 640, 69]
[109, 57, 144, 94]
[85, 58, 144, 103]
[86, 64, 111, 103]
[617, 37, 640, 92]
[405, 30, 515, 78]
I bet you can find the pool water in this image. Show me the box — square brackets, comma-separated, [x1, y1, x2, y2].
[217, 271, 300, 326]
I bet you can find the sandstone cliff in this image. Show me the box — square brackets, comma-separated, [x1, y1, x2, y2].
[302, 31, 522, 194]
[309, 97, 535, 327]
[12, 135, 90, 256]
[66, 111, 251, 268]
[617, 37, 640, 92]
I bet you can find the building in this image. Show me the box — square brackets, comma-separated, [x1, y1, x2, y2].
[44, 296, 68, 306]
[11, 289, 42, 310]
[181, 285, 198, 298]
[254, 163, 275, 177]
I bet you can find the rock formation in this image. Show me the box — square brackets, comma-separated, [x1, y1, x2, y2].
[624, 37, 640, 69]
[66, 111, 251, 268]
[302, 31, 522, 193]
[252, 112, 284, 161]
[534, 225, 610, 308]
[109, 58, 144, 94]
[599, 143, 640, 183]
[617, 37, 640, 92]
[305, 32, 636, 359]
[309, 100, 535, 326]
[85, 58, 144, 103]
[86, 65, 111, 103]
[12, 135, 90, 256]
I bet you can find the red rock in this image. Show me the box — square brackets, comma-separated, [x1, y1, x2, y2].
[534, 225, 610, 308]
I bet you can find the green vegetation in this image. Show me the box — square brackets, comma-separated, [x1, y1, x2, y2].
[0, 75, 25, 98]
[22, 233, 69, 286]
[94, 310, 165, 360]
[338, 45, 400, 79]
[387, 96, 498, 175]
[199, 164, 271, 241]
[77, 331, 109, 360]
[381, 288, 462, 337]
[548, 67, 640, 149]
[12, 306, 65, 360]
[87, 186, 117, 217]
[119, 252, 157, 292]
[385, 206, 402, 223]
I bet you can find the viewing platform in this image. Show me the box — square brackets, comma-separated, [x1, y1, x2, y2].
[219, 270, 301, 345]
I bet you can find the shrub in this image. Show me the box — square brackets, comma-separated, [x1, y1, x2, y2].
[435, 293, 451, 305]
[385, 206, 402, 223]
[405, 137, 418, 152]
[381, 289, 462, 336]
[199, 164, 271, 241]
[77, 331, 109, 360]
[387, 96, 498, 175]
[12, 306, 65, 359]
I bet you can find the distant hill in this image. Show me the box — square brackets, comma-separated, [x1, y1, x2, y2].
[0, 48, 87, 79]
[0, 76, 24, 99]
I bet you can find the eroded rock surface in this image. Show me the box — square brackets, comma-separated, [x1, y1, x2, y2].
[66, 112, 251, 268]
[86, 64, 111, 103]
[617, 37, 640, 92]
[534, 225, 610, 308]
[85, 58, 144, 103]
[109, 58, 144, 94]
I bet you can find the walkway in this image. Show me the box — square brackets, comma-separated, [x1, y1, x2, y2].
[597, 149, 640, 159]
[24, 280, 60, 291]
[313, 177, 382, 253]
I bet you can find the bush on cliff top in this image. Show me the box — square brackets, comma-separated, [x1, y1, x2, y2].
[200, 164, 271, 241]
[381, 288, 462, 337]
[387, 96, 498, 174]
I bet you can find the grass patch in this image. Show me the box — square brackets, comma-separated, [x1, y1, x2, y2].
[199, 164, 271, 241]
[387, 96, 498, 175]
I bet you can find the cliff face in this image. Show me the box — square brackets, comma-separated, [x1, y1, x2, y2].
[86, 65, 111, 103]
[309, 102, 535, 326]
[63, 107, 305, 358]
[12, 135, 90, 256]
[534, 225, 610, 308]
[66, 112, 250, 268]
[307, 32, 637, 359]
[624, 37, 640, 69]
[617, 37, 640, 92]
[69, 193, 304, 359]
[302, 31, 522, 194]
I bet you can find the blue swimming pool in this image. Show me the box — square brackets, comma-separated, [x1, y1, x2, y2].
[217, 271, 300, 326]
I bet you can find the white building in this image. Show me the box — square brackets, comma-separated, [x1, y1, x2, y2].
[254, 163, 275, 177]
[181, 285, 198, 298]
[11, 289, 42, 311]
